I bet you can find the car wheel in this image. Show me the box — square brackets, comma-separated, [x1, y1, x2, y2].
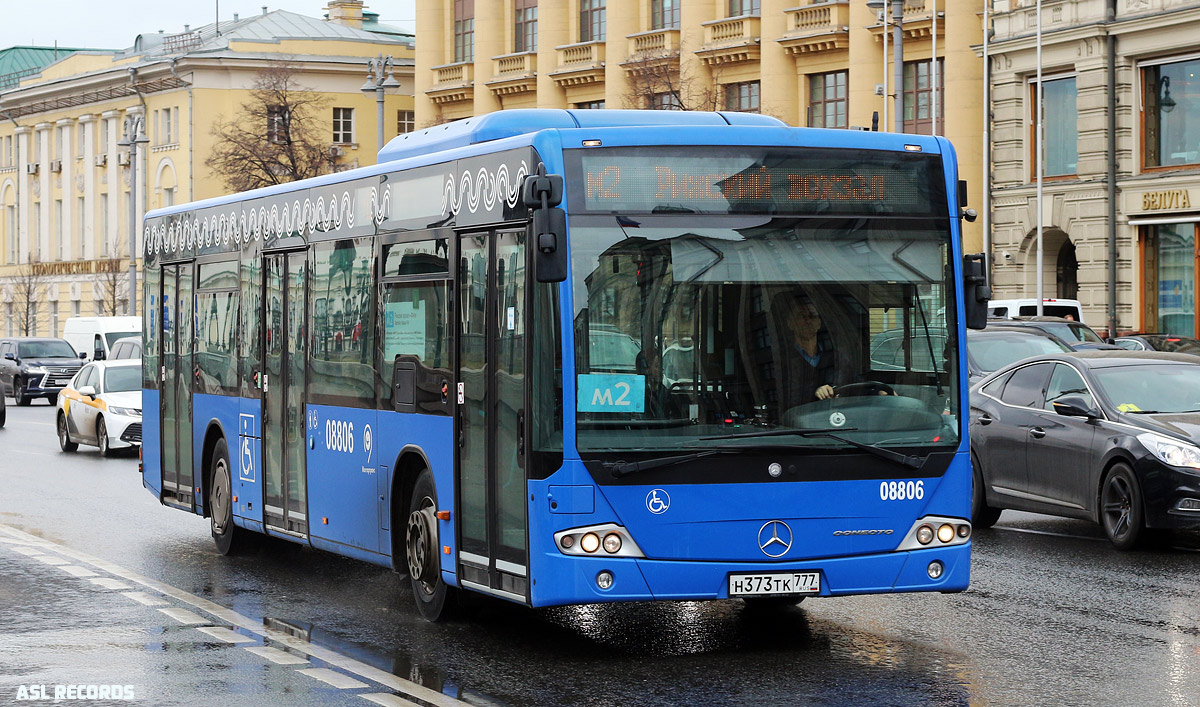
[971, 453, 1002, 529]
[407, 469, 455, 621]
[97, 416, 112, 457]
[1100, 462, 1144, 550]
[57, 412, 78, 452]
[15, 379, 31, 406]
[0, 403, 6, 428]
[210, 437, 251, 556]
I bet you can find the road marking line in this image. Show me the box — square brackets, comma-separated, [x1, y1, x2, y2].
[1, 539, 53, 550]
[10, 545, 50, 555]
[121, 591, 169, 606]
[245, 645, 310, 665]
[196, 626, 256, 644]
[33, 554, 70, 566]
[59, 565, 98, 577]
[8, 448, 57, 458]
[88, 577, 133, 590]
[158, 608, 209, 625]
[0, 522, 467, 707]
[298, 668, 369, 690]
[361, 694, 423, 707]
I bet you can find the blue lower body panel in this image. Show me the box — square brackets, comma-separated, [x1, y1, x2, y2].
[529, 543, 970, 607]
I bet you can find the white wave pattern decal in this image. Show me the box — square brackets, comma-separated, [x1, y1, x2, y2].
[441, 161, 528, 218]
[145, 184, 392, 257]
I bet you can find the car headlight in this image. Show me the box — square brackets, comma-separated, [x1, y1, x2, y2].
[1138, 432, 1200, 470]
[108, 406, 141, 417]
[26, 366, 47, 374]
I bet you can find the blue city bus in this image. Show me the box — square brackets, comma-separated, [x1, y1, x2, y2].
[141, 109, 990, 620]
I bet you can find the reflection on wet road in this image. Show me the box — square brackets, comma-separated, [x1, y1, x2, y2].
[1, 403, 1199, 705]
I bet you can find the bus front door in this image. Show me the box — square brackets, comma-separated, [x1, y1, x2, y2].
[262, 252, 309, 536]
[457, 229, 530, 602]
[160, 262, 194, 510]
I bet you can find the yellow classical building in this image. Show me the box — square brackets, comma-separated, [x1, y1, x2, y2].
[416, 0, 985, 249]
[0, 1, 414, 336]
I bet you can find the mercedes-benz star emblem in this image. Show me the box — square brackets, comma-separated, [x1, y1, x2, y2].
[757, 520, 793, 558]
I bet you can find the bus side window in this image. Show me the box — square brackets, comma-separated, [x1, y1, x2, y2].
[381, 281, 451, 415]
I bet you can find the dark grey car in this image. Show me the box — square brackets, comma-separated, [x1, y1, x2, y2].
[0, 338, 85, 405]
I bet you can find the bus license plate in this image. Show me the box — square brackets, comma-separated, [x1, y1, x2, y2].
[728, 572, 820, 597]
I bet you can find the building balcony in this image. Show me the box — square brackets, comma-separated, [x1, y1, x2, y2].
[622, 29, 681, 76]
[426, 61, 474, 105]
[991, 0, 1105, 42]
[551, 41, 606, 88]
[778, 2, 850, 56]
[695, 15, 761, 66]
[866, 0, 944, 43]
[486, 52, 537, 97]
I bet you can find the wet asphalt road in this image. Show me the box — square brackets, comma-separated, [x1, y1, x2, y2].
[1, 400, 1199, 706]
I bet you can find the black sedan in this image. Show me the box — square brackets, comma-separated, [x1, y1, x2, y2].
[970, 351, 1200, 549]
[988, 316, 1115, 350]
[1112, 334, 1200, 355]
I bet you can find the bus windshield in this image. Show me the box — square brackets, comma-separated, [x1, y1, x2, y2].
[570, 215, 959, 456]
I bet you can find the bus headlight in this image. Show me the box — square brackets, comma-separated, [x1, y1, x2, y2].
[895, 516, 972, 552]
[554, 523, 645, 558]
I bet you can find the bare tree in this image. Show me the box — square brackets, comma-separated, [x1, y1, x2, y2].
[12, 263, 44, 336]
[621, 51, 723, 112]
[206, 61, 338, 192]
[92, 259, 128, 316]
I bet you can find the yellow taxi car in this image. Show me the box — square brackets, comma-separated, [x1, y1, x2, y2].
[56, 360, 142, 456]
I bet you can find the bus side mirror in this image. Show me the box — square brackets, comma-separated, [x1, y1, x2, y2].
[963, 253, 991, 330]
[523, 168, 568, 283]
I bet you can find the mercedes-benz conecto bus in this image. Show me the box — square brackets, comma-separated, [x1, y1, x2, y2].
[141, 109, 989, 620]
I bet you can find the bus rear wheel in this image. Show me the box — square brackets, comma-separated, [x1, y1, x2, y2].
[210, 438, 248, 556]
[406, 469, 453, 621]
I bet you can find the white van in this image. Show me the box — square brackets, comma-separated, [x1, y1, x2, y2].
[988, 298, 1084, 323]
[62, 316, 142, 361]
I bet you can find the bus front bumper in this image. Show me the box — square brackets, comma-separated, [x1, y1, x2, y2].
[528, 543, 970, 608]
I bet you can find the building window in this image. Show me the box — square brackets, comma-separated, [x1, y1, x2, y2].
[652, 0, 680, 29]
[397, 110, 415, 134]
[6, 205, 14, 264]
[100, 194, 109, 256]
[267, 105, 289, 144]
[333, 107, 354, 144]
[649, 92, 682, 111]
[724, 81, 760, 113]
[808, 71, 847, 128]
[728, 0, 760, 15]
[515, 0, 537, 53]
[902, 59, 944, 135]
[49, 301, 58, 337]
[55, 199, 63, 260]
[100, 118, 109, 150]
[454, 0, 475, 63]
[76, 123, 85, 157]
[580, 0, 605, 42]
[576, 100, 605, 110]
[1144, 58, 1200, 169]
[6, 302, 12, 336]
[1142, 223, 1197, 335]
[76, 197, 85, 259]
[1030, 76, 1078, 177]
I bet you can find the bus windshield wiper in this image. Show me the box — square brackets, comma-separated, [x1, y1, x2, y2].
[604, 449, 740, 478]
[701, 427, 924, 469]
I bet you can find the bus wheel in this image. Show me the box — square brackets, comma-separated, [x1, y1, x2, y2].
[406, 469, 452, 621]
[210, 438, 244, 556]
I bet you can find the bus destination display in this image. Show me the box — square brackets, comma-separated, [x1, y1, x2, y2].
[570, 147, 945, 216]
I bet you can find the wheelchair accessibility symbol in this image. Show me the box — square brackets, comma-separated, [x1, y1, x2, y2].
[646, 489, 671, 515]
[239, 437, 255, 482]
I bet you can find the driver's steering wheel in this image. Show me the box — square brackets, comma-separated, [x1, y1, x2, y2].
[836, 381, 895, 397]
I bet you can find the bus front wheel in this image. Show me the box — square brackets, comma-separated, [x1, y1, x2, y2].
[406, 469, 453, 621]
[210, 438, 246, 556]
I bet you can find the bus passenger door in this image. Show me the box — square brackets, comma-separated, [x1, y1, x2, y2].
[261, 252, 309, 536]
[159, 262, 195, 510]
[457, 229, 530, 602]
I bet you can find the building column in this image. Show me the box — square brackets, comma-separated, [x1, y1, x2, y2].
[414, 0, 445, 125]
[78, 115, 95, 261]
[15, 127, 29, 265]
[606, 0, 640, 107]
[35, 123, 50, 262]
[57, 118, 74, 262]
[102, 110, 121, 259]
[472, 0, 503, 114]
[760, 0, 798, 124]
